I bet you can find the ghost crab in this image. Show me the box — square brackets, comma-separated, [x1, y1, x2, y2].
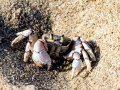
[11, 29, 96, 79]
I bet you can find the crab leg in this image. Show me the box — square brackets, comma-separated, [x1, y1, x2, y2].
[80, 38, 96, 61]
[71, 52, 82, 79]
[64, 50, 76, 60]
[24, 42, 31, 62]
[65, 50, 82, 79]
[71, 67, 75, 79]
[11, 29, 34, 47]
[82, 49, 91, 72]
[48, 44, 56, 56]
[55, 46, 61, 57]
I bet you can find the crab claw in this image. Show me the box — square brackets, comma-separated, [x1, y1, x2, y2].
[71, 52, 82, 79]
[60, 35, 64, 43]
[32, 39, 51, 70]
[11, 29, 35, 47]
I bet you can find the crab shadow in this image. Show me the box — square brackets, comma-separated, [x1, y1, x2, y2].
[51, 56, 73, 72]
[88, 40, 100, 70]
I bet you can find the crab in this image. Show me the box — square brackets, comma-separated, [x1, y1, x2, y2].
[63, 36, 96, 78]
[11, 29, 96, 79]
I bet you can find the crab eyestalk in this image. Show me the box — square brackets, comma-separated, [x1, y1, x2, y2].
[50, 34, 53, 40]
[42, 33, 54, 42]
[68, 51, 82, 79]
[60, 35, 64, 43]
